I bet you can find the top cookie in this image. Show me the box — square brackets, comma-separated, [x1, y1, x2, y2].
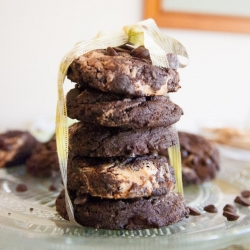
[67, 46, 180, 96]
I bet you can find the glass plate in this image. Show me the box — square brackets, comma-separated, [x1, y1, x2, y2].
[0, 156, 250, 250]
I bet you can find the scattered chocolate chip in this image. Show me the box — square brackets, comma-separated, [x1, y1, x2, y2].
[106, 47, 118, 56]
[130, 46, 150, 59]
[74, 195, 89, 205]
[223, 204, 237, 213]
[223, 211, 240, 221]
[30, 208, 34, 212]
[49, 184, 58, 192]
[241, 190, 250, 198]
[187, 206, 201, 216]
[167, 53, 179, 69]
[203, 204, 218, 213]
[8, 213, 11, 216]
[15, 183, 27, 192]
[234, 196, 241, 203]
[234, 196, 250, 206]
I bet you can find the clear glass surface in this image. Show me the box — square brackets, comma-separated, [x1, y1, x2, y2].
[0, 154, 249, 250]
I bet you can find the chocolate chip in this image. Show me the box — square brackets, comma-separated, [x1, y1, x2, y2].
[106, 47, 118, 56]
[234, 196, 250, 206]
[203, 204, 218, 213]
[187, 206, 201, 216]
[112, 74, 134, 95]
[223, 211, 240, 221]
[114, 45, 133, 52]
[66, 88, 81, 102]
[241, 190, 250, 198]
[130, 46, 150, 60]
[223, 204, 237, 213]
[74, 195, 89, 205]
[167, 53, 179, 69]
[30, 208, 34, 212]
[49, 184, 58, 192]
[15, 183, 27, 192]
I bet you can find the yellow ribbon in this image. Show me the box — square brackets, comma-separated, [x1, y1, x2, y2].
[56, 18, 187, 225]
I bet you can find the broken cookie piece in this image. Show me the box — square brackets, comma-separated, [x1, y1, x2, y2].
[0, 130, 38, 168]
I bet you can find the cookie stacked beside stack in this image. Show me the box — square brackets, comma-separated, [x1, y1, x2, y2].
[56, 45, 189, 230]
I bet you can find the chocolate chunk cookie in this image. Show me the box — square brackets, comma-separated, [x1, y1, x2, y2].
[26, 136, 59, 177]
[56, 190, 189, 230]
[68, 122, 178, 157]
[0, 130, 38, 168]
[67, 155, 175, 199]
[67, 48, 180, 97]
[66, 86, 183, 129]
[178, 131, 220, 185]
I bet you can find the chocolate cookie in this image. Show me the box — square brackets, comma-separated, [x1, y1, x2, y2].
[56, 190, 189, 230]
[66, 86, 183, 129]
[68, 122, 178, 157]
[26, 136, 59, 178]
[0, 130, 38, 168]
[67, 47, 180, 97]
[67, 155, 175, 199]
[178, 131, 220, 185]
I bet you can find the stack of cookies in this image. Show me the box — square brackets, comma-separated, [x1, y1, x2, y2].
[56, 45, 189, 230]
